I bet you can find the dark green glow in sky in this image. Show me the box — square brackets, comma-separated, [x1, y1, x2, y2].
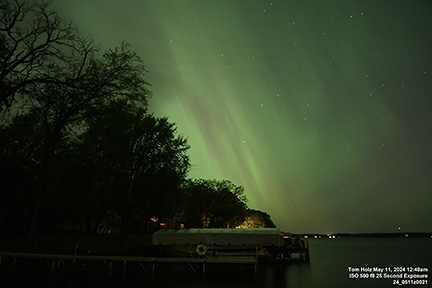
[57, 0, 432, 233]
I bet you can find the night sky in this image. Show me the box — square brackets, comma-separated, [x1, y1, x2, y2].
[55, 0, 432, 234]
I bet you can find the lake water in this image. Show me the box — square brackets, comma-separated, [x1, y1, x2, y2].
[1, 237, 430, 288]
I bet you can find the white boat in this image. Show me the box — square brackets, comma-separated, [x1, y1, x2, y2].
[152, 228, 285, 258]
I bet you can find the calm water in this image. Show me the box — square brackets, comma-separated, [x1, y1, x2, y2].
[2, 237, 431, 288]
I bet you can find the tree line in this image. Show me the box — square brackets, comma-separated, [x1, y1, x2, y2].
[0, 0, 275, 240]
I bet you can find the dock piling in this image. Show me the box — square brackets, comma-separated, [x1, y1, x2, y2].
[50, 261, 55, 275]
[108, 262, 112, 277]
[73, 244, 79, 263]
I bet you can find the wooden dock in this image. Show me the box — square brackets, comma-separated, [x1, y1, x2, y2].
[287, 239, 310, 261]
[1, 238, 309, 275]
[0, 251, 259, 274]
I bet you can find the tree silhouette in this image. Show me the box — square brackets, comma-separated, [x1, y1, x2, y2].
[22, 42, 151, 242]
[46, 100, 190, 236]
[90, 100, 189, 236]
[1, 1, 152, 241]
[176, 179, 248, 228]
[0, 0, 92, 105]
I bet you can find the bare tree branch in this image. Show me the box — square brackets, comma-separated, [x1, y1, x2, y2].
[0, 0, 86, 104]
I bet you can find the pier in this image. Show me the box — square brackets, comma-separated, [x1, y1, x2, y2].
[285, 237, 310, 262]
[0, 245, 309, 276]
[0, 245, 309, 275]
[0, 251, 259, 275]
[1, 230, 310, 275]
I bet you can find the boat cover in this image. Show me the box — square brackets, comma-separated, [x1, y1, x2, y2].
[152, 228, 284, 247]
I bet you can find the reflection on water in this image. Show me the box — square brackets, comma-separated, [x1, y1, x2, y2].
[1, 238, 431, 288]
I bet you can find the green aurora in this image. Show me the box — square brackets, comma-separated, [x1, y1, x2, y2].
[56, 0, 432, 233]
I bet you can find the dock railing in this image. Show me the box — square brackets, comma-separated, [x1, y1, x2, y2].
[0, 250, 260, 275]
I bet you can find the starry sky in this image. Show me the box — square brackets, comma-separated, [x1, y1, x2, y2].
[55, 0, 432, 234]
